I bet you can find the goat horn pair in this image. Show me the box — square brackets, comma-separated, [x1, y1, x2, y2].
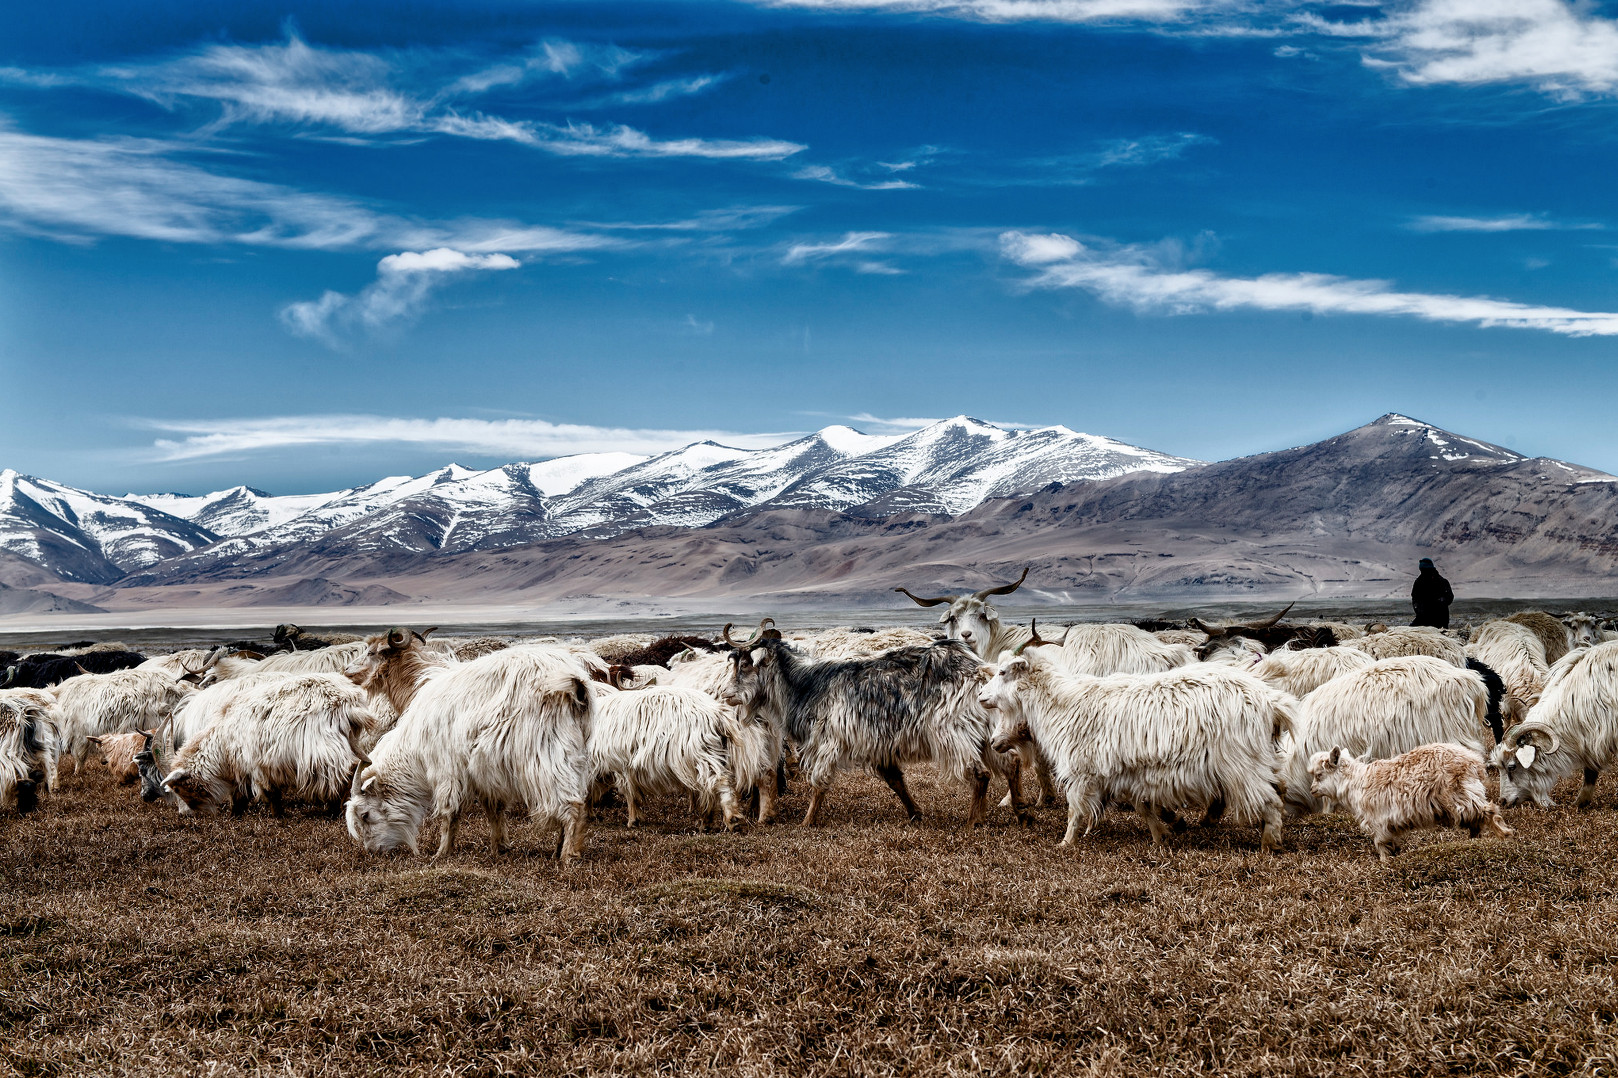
[975, 567, 1030, 601]
[723, 618, 777, 648]
[1503, 720, 1561, 755]
[1013, 619, 1059, 656]
[1189, 602, 1296, 639]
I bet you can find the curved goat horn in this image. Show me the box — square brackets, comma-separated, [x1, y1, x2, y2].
[975, 567, 1030, 601]
[895, 586, 954, 608]
[1245, 602, 1296, 631]
[1508, 720, 1561, 755]
[350, 763, 370, 798]
[746, 618, 776, 647]
[386, 628, 408, 648]
[722, 623, 740, 648]
[1014, 619, 1059, 656]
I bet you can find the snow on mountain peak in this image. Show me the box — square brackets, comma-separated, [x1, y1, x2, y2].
[2, 415, 1210, 580]
[815, 425, 901, 456]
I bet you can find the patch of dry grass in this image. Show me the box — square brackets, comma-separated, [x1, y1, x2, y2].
[4, 767, 1618, 1076]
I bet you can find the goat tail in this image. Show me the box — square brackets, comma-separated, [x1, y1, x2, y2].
[1271, 689, 1301, 744]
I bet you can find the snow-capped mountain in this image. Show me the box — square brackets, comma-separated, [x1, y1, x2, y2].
[0, 417, 1201, 584]
[0, 469, 219, 583]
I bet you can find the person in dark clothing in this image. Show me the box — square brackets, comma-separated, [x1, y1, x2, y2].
[1411, 558, 1454, 629]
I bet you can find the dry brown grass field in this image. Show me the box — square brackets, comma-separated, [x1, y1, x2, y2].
[4, 764, 1617, 1077]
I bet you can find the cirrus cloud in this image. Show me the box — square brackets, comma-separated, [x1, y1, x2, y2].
[1002, 230, 1618, 336]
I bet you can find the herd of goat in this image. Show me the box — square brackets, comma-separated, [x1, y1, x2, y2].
[3, 573, 1618, 863]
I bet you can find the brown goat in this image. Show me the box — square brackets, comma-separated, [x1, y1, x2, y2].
[85, 730, 155, 786]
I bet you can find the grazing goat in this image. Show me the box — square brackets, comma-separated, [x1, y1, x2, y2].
[1308, 744, 1512, 860]
[345, 643, 596, 861]
[978, 640, 1294, 851]
[161, 674, 374, 817]
[1504, 611, 1571, 665]
[1282, 656, 1496, 815]
[1344, 627, 1466, 667]
[50, 669, 195, 772]
[1466, 621, 1550, 723]
[722, 623, 1025, 828]
[588, 682, 775, 829]
[1251, 646, 1374, 699]
[895, 567, 1036, 660]
[0, 692, 56, 814]
[1492, 641, 1618, 809]
[85, 730, 154, 785]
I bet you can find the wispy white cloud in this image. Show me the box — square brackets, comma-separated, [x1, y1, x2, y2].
[16, 33, 793, 159]
[793, 164, 919, 189]
[1092, 132, 1215, 169]
[575, 74, 730, 109]
[508, 120, 804, 159]
[280, 248, 519, 347]
[782, 231, 893, 265]
[1347, 0, 1618, 99]
[1002, 229, 1618, 336]
[142, 414, 800, 462]
[0, 122, 621, 253]
[1407, 212, 1601, 233]
[748, 0, 1253, 24]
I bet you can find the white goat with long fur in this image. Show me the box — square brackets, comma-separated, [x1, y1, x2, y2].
[50, 669, 195, 772]
[661, 647, 789, 817]
[0, 691, 57, 814]
[1251, 646, 1375, 699]
[799, 626, 939, 660]
[1491, 641, 1618, 809]
[344, 633, 596, 862]
[137, 649, 216, 682]
[1056, 623, 1195, 675]
[1308, 743, 1511, 860]
[996, 621, 1194, 807]
[1565, 613, 1606, 651]
[1281, 655, 1493, 815]
[894, 567, 1037, 660]
[255, 641, 370, 677]
[978, 646, 1294, 850]
[588, 682, 775, 828]
[0, 689, 59, 792]
[160, 673, 373, 817]
[1466, 620, 1550, 723]
[1344, 627, 1466, 666]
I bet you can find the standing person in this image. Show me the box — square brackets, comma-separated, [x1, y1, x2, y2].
[1411, 557, 1454, 629]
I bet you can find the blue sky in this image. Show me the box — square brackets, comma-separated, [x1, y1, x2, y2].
[5, 0, 1618, 494]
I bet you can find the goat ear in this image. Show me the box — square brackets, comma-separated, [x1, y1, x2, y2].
[1517, 745, 1537, 769]
[1329, 747, 1341, 767]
